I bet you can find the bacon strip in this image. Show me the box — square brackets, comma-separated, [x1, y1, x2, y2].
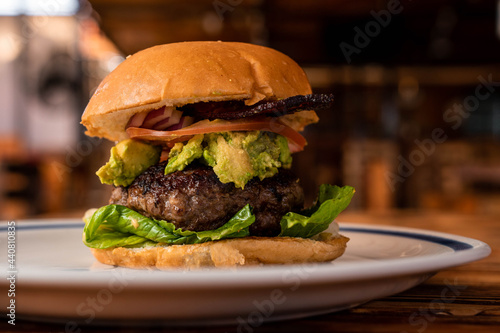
[181, 93, 334, 120]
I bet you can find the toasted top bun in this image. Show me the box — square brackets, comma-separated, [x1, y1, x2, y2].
[81, 41, 318, 142]
[90, 234, 349, 270]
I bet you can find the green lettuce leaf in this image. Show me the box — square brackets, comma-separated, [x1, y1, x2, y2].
[83, 204, 255, 249]
[279, 185, 355, 238]
[83, 184, 355, 249]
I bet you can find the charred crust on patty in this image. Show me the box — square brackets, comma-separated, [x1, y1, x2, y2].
[109, 162, 305, 237]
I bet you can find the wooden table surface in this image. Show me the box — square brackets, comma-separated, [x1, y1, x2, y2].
[2, 210, 499, 333]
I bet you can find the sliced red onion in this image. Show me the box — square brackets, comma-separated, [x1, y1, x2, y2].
[141, 106, 174, 129]
[165, 116, 194, 131]
[152, 110, 183, 130]
[127, 107, 193, 132]
[126, 111, 149, 128]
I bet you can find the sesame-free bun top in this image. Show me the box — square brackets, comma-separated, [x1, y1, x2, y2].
[81, 41, 318, 142]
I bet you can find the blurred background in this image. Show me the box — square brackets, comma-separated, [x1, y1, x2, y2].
[1, 0, 500, 220]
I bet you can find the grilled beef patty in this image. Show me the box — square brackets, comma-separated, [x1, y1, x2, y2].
[109, 162, 304, 236]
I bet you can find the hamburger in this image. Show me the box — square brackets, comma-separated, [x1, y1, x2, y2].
[81, 41, 354, 269]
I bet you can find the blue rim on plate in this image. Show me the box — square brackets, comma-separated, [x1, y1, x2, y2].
[340, 227, 473, 251]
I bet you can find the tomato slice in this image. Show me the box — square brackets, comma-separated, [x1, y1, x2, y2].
[126, 118, 307, 152]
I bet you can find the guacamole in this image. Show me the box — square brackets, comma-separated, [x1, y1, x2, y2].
[97, 139, 161, 187]
[165, 131, 292, 188]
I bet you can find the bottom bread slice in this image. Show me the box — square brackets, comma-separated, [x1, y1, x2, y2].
[90, 235, 349, 269]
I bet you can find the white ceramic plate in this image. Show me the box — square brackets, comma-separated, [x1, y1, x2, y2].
[0, 219, 490, 326]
